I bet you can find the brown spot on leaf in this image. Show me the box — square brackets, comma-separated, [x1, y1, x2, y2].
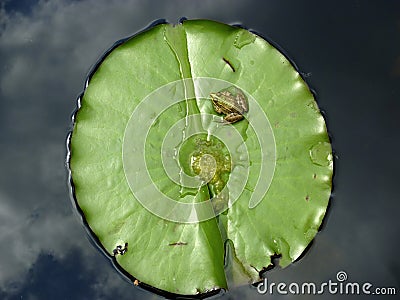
[169, 242, 188, 246]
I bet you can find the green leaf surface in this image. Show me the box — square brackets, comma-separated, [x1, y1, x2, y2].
[69, 19, 333, 296]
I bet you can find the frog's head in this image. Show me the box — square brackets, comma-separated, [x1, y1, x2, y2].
[209, 92, 223, 102]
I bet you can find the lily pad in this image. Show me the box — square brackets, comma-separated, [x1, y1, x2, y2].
[68, 19, 333, 296]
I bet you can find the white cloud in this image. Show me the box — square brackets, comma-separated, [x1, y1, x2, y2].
[0, 191, 85, 292]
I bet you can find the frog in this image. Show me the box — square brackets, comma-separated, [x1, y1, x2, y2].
[210, 86, 249, 124]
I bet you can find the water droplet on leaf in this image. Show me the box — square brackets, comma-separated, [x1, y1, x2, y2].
[234, 30, 256, 49]
[309, 142, 332, 166]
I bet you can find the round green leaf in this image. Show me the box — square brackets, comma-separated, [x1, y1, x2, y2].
[69, 19, 333, 296]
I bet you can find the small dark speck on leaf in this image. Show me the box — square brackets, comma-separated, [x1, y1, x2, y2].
[169, 242, 188, 246]
[113, 242, 128, 256]
[222, 57, 235, 72]
[305, 195, 310, 201]
[313, 173, 317, 179]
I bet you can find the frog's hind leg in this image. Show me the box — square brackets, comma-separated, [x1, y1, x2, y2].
[224, 113, 243, 124]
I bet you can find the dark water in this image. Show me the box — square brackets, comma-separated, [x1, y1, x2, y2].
[0, 0, 399, 299]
